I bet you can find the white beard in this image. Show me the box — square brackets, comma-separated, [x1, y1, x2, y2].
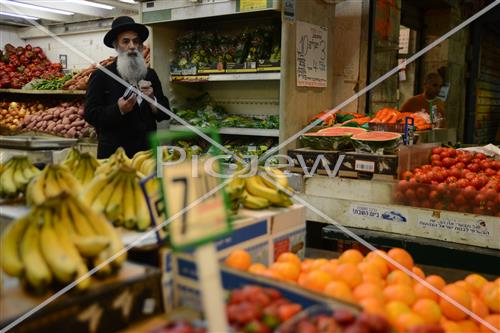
[116, 49, 147, 85]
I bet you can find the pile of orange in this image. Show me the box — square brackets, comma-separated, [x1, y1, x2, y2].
[225, 248, 500, 333]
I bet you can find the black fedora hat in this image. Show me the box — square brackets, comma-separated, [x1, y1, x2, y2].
[104, 16, 149, 48]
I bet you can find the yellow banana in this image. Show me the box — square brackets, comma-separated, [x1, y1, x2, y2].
[13, 159, 26, 190]
[65, 198, 96, 237]
[81, 174, 109, 207]
[57, 166, 82, 194]
[43, 167, 62, 199]
[61, 147, 81, 169]
[39, 208, 78, 283]
[72, 235, 110, 258]
[104, 172, 127, 223]
[91, 171, 123, 213]
[133, 176, 151, 231]
[26, 171, 46, 205]
[20, 217, 52, 291]
[226, 176, 245, 200]
[245, 175, 283, 204]
[122, 173, 137, 228]
[140, 158, 156, 175]
[93, 250, 113, 277]
[0, 161, 17, 196]
[0, 215, 31, 276]
[52, 211, 90, 291]
[241, 190, 271, 209]
[131, 150, 152, 171]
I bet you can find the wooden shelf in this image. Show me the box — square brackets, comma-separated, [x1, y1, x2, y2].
[169, 125, 279, 137]
[0, 89, 86, 95]
[170, 72, 280, 83]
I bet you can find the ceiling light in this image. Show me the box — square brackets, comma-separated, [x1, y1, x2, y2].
[0, 0, 74, 15]
[68, 0, 114, 10]
[0, 10, 38, 20]
[119, 0, 137, 3]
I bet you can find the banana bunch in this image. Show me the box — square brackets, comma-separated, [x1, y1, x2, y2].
[0, 193, 125, 294]
[241, 168, 293, 210]
[26, 164, 82, 206]
[0, 156, 40, 199]
[131, 150, 156, 176]
[95, 147, 132, 176]
[82, 166, 151, 230]
[61, 147, 81, 169]
[72, 153, 100, 186]
[225, 176, 246, 212]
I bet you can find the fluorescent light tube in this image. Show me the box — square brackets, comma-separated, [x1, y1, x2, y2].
[119, 0, 137, 3]
[0, 0, 74, 15]
[68, 0, 114, 10]
[0, 10, 38, 20]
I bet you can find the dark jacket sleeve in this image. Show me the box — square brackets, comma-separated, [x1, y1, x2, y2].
[84, 69, 123, 130]
[148, 69, 171, 121]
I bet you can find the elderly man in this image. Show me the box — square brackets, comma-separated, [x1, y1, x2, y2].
[84, 16, 170, 158]
[400, 73, 446, 128]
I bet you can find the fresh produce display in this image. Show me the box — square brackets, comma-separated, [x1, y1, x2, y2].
[82, 165, 151, 230]
[278, 307, 392, 333]
[0, 156, 40, 199]
[0, 193, 125, 293]
[61, 45, 150, 90]
[300, 127, 367, 150]
[61, 148, 100, 186]
[0, 43, 64, 89]
[225, 248, 500, 333]
[22, 101, 95, 138]
[26, 164, 81, 206]
[0, 101, 47, 131]
[23, 73, 74, 90]
[94, 147, 132, 175]
[226, 168, 293, 210]
[369, 109, 431, 131]
[131, 149, 156, 176]
[172, 26, 280, 70]
[350, 131, 402, 154]
[394, 147, 500, 216]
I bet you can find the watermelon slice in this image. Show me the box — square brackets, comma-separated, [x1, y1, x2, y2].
[350, 131, 402, 154]
[300, 127, 366, 150]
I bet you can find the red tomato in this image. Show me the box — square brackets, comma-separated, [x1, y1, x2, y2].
[471, 158, 481, 164]
[468, 163, 480, 173]
[405, 189, 416, 201]
[456, 178, 470, 188]
[475, 153, 487, 160]
[413, 168, 423, 174]
[434, 202, 446, 210]
[447, 148, 457, 157]
[401, 170, 413, 180]
[447, 203, 457, 212]
[480, 160, 491, 170]
[416, 186, 428, 200]
[429, 190, 440, 201]
[474, 193, 487, 206]
[454, 194, 466, 206]
[442, 157, 455, 168]
[463, 186, 476, 200]
[465, 172, 476, 181]
[446, 176, 458, 184]
[440, 151, 451, 159]
[454, 162, 466, 170]
[484, 188, 497, 201]
[408, 177, 418, 189]
[492, 161, 500, 171]
[449, 168, 462, 179]
[421, 164, 433, 171]
[485, 168, 496, 177]
[430, 154, 441, 161]
[421, 200, 432, 209]
[485, 200, 496, 212]
[432, 147, 444, 155]
[398, 180, 410, 192]
[436, 183, 448, 195]
[393, 191, 405, 203]
[409, 200, 421, 208]
[473, 207, 485, 215]
[471, 177, 483, 190]
[432, 160, 443, 167]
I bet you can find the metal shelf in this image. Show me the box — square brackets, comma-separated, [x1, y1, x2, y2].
[0, 89, 86, 95]
[170, 72, 280, 83]
[169, 125, 279, 137]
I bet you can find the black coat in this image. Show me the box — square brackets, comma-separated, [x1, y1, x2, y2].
[84, 61, 170, 158]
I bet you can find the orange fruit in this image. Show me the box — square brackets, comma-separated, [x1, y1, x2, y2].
[479, 314, 500, 333]
[318, 262, 339, 278]
[441, 320, 463, 333]
[458, 319, 479, 333]
[358, 261, 383, 278]
[303, 270, 333, 292]
[225, 249, 252, 271]
[334, 263, 362, 289]
[360, 297, 388, 318]
[386, 301, 411, 322]
[465, 274, 488, 295]
[248, 263, 267, 274]
[365, 250, 389, 278]
[363, 273, 386, 287]
[471, 295, 490, 318]
[495, 277, 500, 286]
[260, 269, 284, 280]
[412, 299, 442, 324]
[339, 249, 364, 265]
[324, 281, 354, 302]
[301, 259, 314, 272]
[297, 272, 308, 286]
[387, 248, 414, 271]
[310, 259, 329, 271]
[456, 280, 476, 294]
[276, 252, 301, 267]
[395, 312, 425, 332]
[387, 270, 413, 286]
[481, 283, 500, 313]
[384, 284, 417, 306]
[412, 266, 426, 282]
[439, 284, 473, 321]
[427, 275, 447, 291]
[353, 283, 384, 303]
[271, 262, 300, 282]
[414, 282, 439, 301]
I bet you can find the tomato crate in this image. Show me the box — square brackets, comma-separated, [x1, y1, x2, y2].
[287, 148, 398, 180]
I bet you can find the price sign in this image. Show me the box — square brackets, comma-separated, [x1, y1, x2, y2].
[140, 175, 167, 242]
[239, 0, 268, 12]
[150, 129, 231, 251]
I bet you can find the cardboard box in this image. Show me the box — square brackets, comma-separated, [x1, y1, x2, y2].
[0, 263, 163, 333]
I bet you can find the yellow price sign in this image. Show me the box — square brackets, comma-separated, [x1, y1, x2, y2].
[162, 157, 230, 250]
[239, 0, 268, 12]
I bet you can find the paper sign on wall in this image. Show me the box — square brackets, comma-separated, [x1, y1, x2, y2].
[296, 21, 328, 88]
[239, 0, 268, 12]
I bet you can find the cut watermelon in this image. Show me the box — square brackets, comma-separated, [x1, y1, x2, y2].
[350, 131, 401, 154]
[300, 127, 366, 150]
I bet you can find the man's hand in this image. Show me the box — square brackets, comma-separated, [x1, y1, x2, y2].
[118, 94, 137, 114]
[139, 80, 154, 99]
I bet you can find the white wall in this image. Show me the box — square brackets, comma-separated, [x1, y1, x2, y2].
[0, 25, 25, 47]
